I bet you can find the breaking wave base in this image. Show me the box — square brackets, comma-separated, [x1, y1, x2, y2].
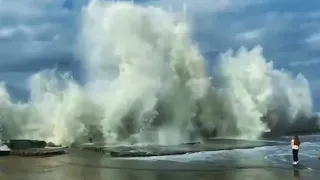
[0, 1, 315, 146]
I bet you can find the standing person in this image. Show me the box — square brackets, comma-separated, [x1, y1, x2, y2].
[291, 135, 300, 165]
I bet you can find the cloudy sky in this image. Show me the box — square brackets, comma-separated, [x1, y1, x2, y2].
[0, 0, 320, 110]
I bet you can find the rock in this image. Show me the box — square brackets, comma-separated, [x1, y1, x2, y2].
[7, 139, 47, 150]
[10, 147, 66, 156]
[0, 145, 11, 156]
[47, 142, 62, 147]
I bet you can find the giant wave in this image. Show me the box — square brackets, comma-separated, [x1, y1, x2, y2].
[0, 1, 314, 146]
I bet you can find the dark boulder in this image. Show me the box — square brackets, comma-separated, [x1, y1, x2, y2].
[7, 139, 47, 150]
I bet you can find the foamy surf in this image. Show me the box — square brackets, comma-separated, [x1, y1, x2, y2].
[0, 144, 10, 151]
[0, 1, 314, 146]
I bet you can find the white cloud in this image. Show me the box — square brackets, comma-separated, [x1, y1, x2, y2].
[235, 28, 264, 41]
[0, 25, 38, 40]
[0, 28, 15, 38]
[0, 0, 74, 64]
[305, 32, 320, 48]
[144, 0, 229, 13]
[307, 11, 320, 18]
[145, 0, 268, 14]
[0, 0, 69, 17]
[289, 59, 320, 67]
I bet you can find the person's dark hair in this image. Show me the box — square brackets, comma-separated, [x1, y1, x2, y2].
[293, 135, 300, 146]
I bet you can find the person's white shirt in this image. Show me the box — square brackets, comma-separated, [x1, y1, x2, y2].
[291, 139, 299, 150]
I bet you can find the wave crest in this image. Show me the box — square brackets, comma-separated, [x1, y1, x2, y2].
[0, 1, 314, 146]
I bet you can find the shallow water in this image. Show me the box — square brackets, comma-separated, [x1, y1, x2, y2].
[1, 135, 320, 180]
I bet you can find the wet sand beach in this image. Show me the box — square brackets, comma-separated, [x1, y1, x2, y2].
[0, 154, 319, 180]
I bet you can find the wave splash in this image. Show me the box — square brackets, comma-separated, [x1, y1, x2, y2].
[0, 1, 313, 146]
